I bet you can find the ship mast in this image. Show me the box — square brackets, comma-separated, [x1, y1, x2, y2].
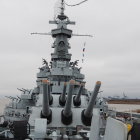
[31, 0, 92, 63]
[49, 0, 75, 62]
[60, 0, 64, 16]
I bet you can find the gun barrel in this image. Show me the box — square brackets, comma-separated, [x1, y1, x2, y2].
[61, 80, 74, 125]
[17, 88, 25, 92]
[82, 81, 101, 126]
[22, 88, 30, 92]
[41, 80, 52, 123]
[59, 82, 67, 106]
[5, 96, 12, 99]
[73, 83, 84, 106]
[84, 81, 101, 117]
[17, 96, 21, 100]
[48, 82, 53, 105]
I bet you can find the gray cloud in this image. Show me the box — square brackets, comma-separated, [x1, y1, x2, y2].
[0, 0, 140, 98]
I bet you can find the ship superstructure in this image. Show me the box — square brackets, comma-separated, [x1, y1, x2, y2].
[0, 1, 130, 140]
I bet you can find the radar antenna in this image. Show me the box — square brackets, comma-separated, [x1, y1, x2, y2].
[54, 0, 65, 19]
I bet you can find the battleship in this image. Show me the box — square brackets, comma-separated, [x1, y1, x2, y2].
[0, 0, 139, 140]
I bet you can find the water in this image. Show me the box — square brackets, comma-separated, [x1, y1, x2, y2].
[108, 104, 140, 112]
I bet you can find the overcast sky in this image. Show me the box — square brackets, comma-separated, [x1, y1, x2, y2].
[0, 0, 139, 98]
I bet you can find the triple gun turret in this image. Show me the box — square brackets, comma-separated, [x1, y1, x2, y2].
[40, 79, 101, 126]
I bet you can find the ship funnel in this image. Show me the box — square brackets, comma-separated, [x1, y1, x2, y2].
[48, 82, 53, 105]
[41, 80, 52, 124]
[81, 81, 101, 126]
[59, 82, 67, 106]
[73, 83, 84, 106]
[61, 80, 75, 125]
